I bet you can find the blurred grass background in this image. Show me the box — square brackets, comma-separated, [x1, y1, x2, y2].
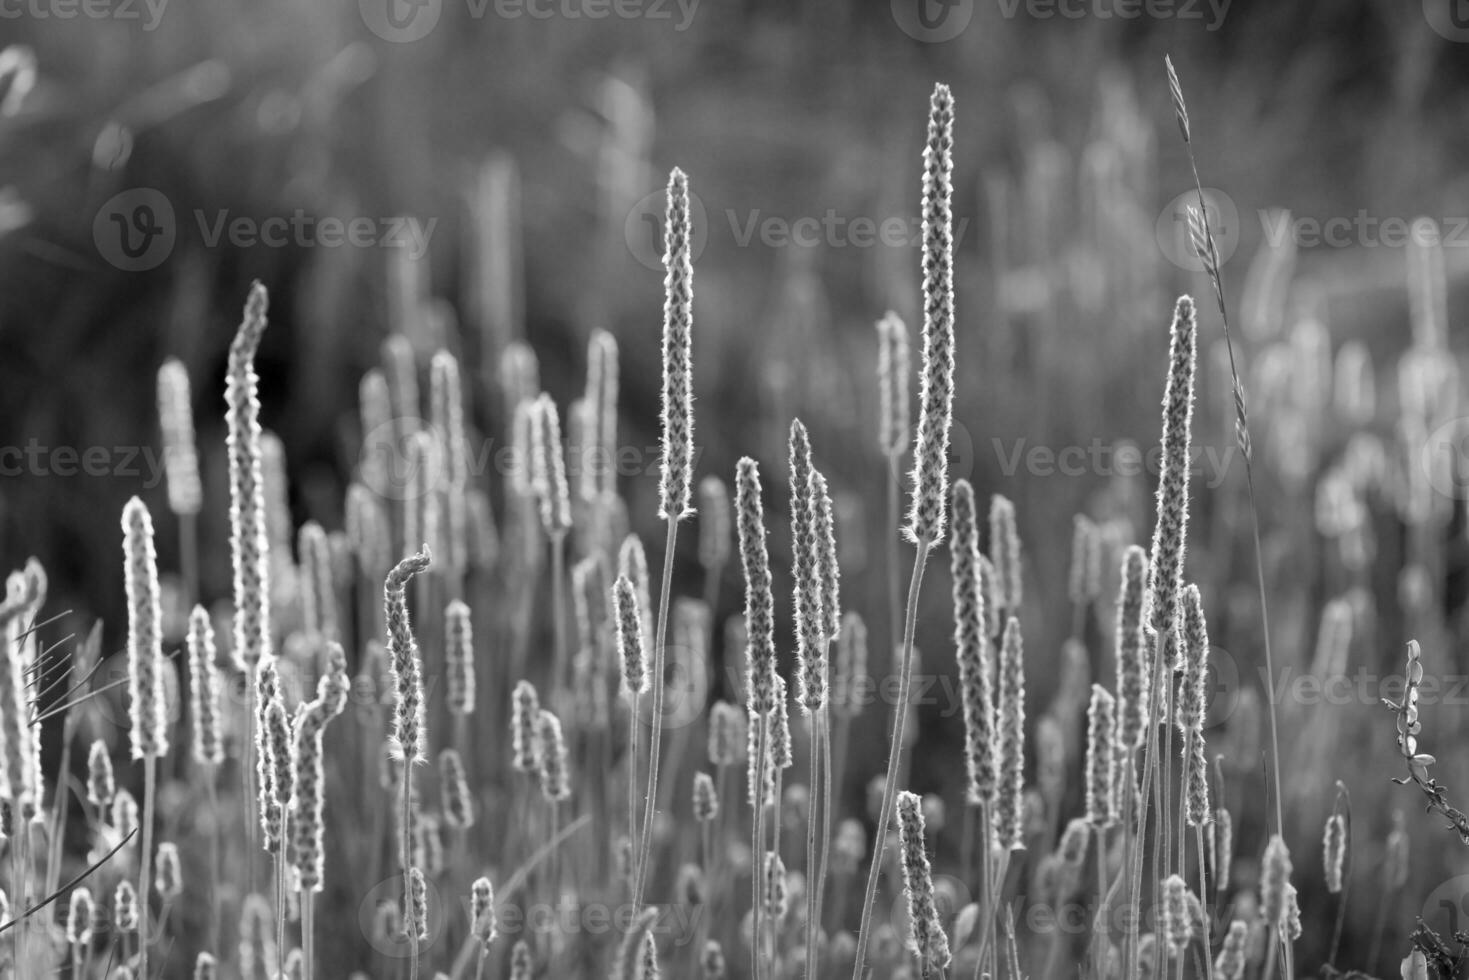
[4, 0, 1469, 972]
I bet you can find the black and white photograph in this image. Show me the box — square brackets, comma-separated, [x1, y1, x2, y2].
[0, 2, 1464, 977]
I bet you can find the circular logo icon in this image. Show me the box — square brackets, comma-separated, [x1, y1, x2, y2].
[94, 188, 175, 272]
[891, 0, 974, 42]
[1201, 644, 1240, 729]
[359, 0, 443, 43]
[1424, 0, 1469, 42]
[1156, 188, 1239, 274]
[637, 636, 710, 731]
[1421, 416, 1469, 501]
[1421, 875, 1469, 934]
[624, 186, 709, 272]
[887, 873, 971, 942]
[359, 418, 448, 502]
[357, 872, 444, 956]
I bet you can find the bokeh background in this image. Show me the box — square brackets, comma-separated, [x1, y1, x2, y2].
[5, 0, 1469, 975]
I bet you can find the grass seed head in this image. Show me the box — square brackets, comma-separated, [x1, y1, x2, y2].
[1146, 296, 1198, 654]
[995, 616, 1027, 851]
[154, 841, 183, 900]
[905, 83, 956, 546]
[439, 748, 474, 829]
[1261, 833, 1293, 926]
[897, 790, 951, 972]
[1323, 812, 1346, 894]
[510, 680, 541, 773]
[535, 709, 570, 803]
[693, 771, 718, 822]
[988, 494, 1022, 612]
[470, 876, 496, 947]
[789, 420, 825, 715]
[876, 311, 911, 458]
[735, 458, 777, 716]
[114, 879, 138, 933]
[832, 611, 868, 720]
[66, 886, 94, 945]
[384, 549, 432, 764]
[951, 480, 996, 808]
[1085, 684, 1116, 827]
[613, 575, 649, 697]
[227, 282, 272, 670]
[445, 599, 475, 716]
[187, 605, 224, 765]
[122, 496, 167, 761]
[157, 358, 202, 516]
[658, 167, 695, 524]
[698, 475, 731, 572]
[1115, 545, 1151, 751]
[86, 739, 115, 811]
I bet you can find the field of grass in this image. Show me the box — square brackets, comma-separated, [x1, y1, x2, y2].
[3, 2, 1469, 979]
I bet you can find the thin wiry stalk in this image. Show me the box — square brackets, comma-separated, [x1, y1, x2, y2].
[852, 543, 930, 980]
[1165, 49, 1284, 844]
[633, 520, 679, 910]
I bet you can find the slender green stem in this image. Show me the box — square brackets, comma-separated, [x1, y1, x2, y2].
[627, 705, 638, 899]
[11, 797, 25, 972]
[1328, 786, 1352, 970]
[1127, 629, 1169, 980]
[206, 764, 221, 957]
[851, 541, 930, 980]
[550, 533, 568, 705]
[275, 846, 287, 980]
[815, 711, 834, 941]
[633, 519, 679, 909]
[751, 713, 769, 980]
[181, 513, 199, 609]
[244, 665, 259, 899]
[975, 849, 1011, 975]
[804, 712, 821, 980]
[44, 709, 79, 913]
[401, 754, 419, 980]
[303, 890, 316, 980]
[138, 756, 156, 980]
[1195, 824, 1215, 980]
[886, 456, 901, 680]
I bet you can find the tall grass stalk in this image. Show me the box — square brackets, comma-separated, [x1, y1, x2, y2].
[227, 283, 271, 893]
[853, 81, 955, 980]
[1165, 54, 1287, 959]
[634, 166, 696, 912]
[386, 549, 432, 980]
